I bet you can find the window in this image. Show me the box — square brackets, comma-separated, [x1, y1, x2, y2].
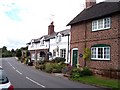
[58, 34, 62, 42]
[0, 70, 9, 84]
[31, 43, 34, 48]
[60, 49, 66, 58]
[37, 53, 40, 60]
[53, 50, 56, 57]
[91, 44, 110, 60]
[92, 17, 111, 31]
[55, 34, 62, 43]
[31, 53, 36, 60]
[40, 40, 44, 45]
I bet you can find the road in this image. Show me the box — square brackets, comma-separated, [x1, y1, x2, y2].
[1, 57, 106, 89]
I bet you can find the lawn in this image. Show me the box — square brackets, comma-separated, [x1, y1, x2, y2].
[71, 75, 119, 89]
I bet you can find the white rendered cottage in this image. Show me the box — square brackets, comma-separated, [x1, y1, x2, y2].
[27, 22, 70, 63]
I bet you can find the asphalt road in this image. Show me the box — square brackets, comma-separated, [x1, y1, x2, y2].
[1, 57, 107, 89]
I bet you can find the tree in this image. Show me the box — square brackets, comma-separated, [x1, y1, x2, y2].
[2, 46, 7, 52]
[16, 49, 22, 59]
[83, 48, 91, 67]
[26, 50, 30, 57]
[11, 49, 15, 53]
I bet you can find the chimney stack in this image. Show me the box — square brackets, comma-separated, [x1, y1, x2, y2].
[48, 21, 54, 35]
[86, 0, 96, 8]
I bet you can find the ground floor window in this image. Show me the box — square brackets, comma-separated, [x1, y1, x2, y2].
[53, 50, 56, 57]
[60, 49, 66, 58]
[91, 44, 110, 60]
[37, 53, 40, 60]
[31, 53, 36, 60]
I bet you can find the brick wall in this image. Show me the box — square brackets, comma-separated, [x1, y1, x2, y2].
[70, 14, 120, 78]
[29, 49, 49, 61]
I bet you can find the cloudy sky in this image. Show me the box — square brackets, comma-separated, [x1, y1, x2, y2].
[0, 0, 105, 50]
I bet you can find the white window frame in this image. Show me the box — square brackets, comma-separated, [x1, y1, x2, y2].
[31, 43, 34, 48]
[53, 50, 56, 57]
[31, 53, 36, 60]
[92, 17, 111, 31]
[60, 49, 66, 58]
[37, 53, 40, 60]
[91, 46, 110, 60]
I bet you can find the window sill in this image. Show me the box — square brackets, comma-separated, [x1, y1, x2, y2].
[92, 27, 111, 32]
[91, 58, 110, 61]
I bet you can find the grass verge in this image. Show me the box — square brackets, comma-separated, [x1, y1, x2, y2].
[70, 75, 119, 89]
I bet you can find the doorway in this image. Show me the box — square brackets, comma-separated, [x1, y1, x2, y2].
[72, 49, 78, 67]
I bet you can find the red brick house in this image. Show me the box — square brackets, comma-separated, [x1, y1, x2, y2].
[67, 0, 120, 78]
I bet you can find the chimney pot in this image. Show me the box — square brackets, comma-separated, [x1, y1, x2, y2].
[48, 21, 54, 35]
[86, 0, 96, 8]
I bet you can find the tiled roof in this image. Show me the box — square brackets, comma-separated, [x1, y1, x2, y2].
[67, 1, 120, 25]
[59, 29, 70, 36]
[27, 29, 70, 44]
[45, 32, 57, 40]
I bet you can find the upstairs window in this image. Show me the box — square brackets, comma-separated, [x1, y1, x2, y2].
[55, 34, 62, 43]
[41, 40, 44, 45]
[91, 44, 110, 60]
[31, 43, 34, 48]
[92, 17, 111, 31]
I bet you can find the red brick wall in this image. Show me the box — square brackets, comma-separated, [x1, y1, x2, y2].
[29, 49, 49, 60]
[70, 14, 120, 78]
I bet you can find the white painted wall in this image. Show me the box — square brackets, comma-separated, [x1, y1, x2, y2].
[49, 35, 70, 63]
[28, 41, 49, 50]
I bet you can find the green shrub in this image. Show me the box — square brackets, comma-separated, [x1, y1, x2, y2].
[70, 68, 81, 78]
[52, 57, 66, 63]
[35, 65, 40, 69]
[52, 63, 63, 73]
[70, 67, 93, 78]
[80, 67, 93, 77]
[40, 64, 45, 70]
[45, 63, 53, 73]
[38, 60, 45, 64]
[35, 64, 45, 70]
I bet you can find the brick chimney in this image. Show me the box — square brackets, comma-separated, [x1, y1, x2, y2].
[86, 0, 96, 8]
[48, 21, 54, 35]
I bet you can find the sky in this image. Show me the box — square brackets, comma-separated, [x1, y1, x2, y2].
[0, 0, 105, 50]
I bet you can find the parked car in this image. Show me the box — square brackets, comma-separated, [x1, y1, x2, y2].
[0, 66, 14, 90]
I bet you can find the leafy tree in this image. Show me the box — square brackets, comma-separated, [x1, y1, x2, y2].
[2, 46, 7, 52]
[16, 49, 22, 59]
[26, 50, 30, 57]
[83, 48, 91, 67]
[11, 49, 15, 53]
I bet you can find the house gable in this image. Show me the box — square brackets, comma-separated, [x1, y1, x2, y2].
[67, 2, 120, 26]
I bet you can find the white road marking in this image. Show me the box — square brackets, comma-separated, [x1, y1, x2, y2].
[8, 62, 15, 69]
[16, 70, 22, 75]
[8, 62, 12, 66]
[26, 77, 45, 88]
[12, 67, 15, 69]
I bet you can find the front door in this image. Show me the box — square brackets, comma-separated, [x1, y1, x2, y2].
[72, 50, 78, 67]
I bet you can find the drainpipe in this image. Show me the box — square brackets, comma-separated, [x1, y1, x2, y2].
[67, 34, 70, 63]
[48, 40, 50, 60]
[35, 49, 37, 66]
[84, 21, 87, 67]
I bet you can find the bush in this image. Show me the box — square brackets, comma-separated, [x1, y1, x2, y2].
[70, 68, 81, 78]
[35, 64, 45, 70]
[52, 63, 63, 73]
[80, 67, 93, 77]
[38, 60, 45, 64]
[45, 63, 53, 73]
[70, 67, 93, 78]
[52, 57, 66, 63]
